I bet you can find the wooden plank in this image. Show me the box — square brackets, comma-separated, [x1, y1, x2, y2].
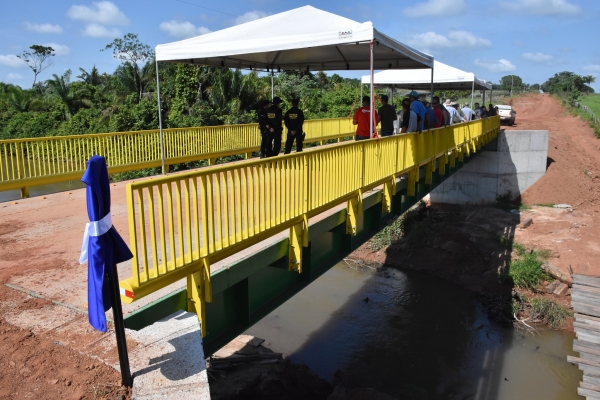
[581, 353, 600, 364]
[576, 322, 600, 334]
[576, 332, 600, 346]
[577, 314, 600, 327]
[581, 381, 600, 393]
[568, 356, 600, 368]
[574, 275, 600, 289]
[575, 345, 600, 358]
[578, 387, 600, 399]
[572, 293, 600, 306]
[584, 375, 600, 386]
[575, 285, 600, 296]
[571, 302, 600, 318]
[577, 363, 600, 376]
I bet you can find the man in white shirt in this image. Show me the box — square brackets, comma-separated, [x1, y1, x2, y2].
[461, 103, 475, 122]
[444, 100, 464, 125]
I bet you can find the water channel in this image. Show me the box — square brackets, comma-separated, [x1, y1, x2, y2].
[246, 263, 581, 400]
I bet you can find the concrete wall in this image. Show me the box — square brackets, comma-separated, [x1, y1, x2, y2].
[428, 130, 548, 205]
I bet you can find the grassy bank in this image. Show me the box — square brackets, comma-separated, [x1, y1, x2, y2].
[507, 242, 572, 329]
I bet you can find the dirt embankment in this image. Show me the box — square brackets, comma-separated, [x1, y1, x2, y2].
[353, 93, 600, 330]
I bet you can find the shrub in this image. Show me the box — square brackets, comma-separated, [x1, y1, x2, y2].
[529, 298, 572, 329]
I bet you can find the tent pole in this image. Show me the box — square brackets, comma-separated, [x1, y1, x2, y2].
[430, 65, 434, 104]
[370, 40, 374, 139]
[483, 89, 486, 108]
[470, 79, 475, 109]
[155, 60, 166, 175]
[271, 72, 274, 100]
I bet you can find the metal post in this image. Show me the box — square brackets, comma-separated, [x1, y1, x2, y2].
[430, 65, 434, 104]
[369, 40, 374, 138]
[470, 79, 475, 109]
[108, 263, 132, 387]
[483, 89, 486, 108]
[155, 61, 166, 175]
[271, 72, 274, 100]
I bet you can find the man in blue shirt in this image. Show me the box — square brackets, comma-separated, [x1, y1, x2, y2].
[408, 91, 427, 132]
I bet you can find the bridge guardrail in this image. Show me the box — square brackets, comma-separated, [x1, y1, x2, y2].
[0, 117, 355, 197]
[119, 116, 500, 337]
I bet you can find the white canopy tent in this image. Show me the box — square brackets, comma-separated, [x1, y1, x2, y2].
[154, 5, 433, 172]
[361, 61, 492, 107]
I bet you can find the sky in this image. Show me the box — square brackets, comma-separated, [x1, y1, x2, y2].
[1, 0, 599, 91]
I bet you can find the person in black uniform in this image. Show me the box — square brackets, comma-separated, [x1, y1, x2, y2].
[257, 100, 271, 158]
[266, 96, 283, 157]
[284, 98, 305, 154]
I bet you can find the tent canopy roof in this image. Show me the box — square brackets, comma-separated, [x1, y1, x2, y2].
[155, 5, 433, 71]
[361, 61, 492, 90]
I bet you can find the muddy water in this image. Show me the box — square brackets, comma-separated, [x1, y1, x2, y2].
[246, 263, 581, 400]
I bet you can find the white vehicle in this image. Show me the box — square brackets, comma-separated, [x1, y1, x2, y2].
[497, 105, 516, 126]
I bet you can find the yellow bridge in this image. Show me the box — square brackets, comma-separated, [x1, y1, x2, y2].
[115, 117, 500, 342]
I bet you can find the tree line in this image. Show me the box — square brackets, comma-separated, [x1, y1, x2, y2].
[0, 33, 595, 141]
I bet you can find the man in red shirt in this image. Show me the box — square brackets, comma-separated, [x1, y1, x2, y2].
[353, 96, 378, 140]
[431, 96, 444, 128]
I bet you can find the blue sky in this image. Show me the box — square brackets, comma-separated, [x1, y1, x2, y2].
[1, 0, 599, 91]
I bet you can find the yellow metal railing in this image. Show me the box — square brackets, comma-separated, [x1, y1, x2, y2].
[119, 116, 500, 336]
[0, 117, 355, 197]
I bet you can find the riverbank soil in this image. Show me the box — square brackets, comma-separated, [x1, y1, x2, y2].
[353, 93, 600, 330]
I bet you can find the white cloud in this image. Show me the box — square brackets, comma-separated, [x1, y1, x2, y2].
[67, 1, 129, 25]
[404, 0, 467, 17]
[0, 55, 26, 68]
[82, 23, 121, 38]
[474, 59, 517, 73]
[234, 11, 268, 25]
[43, 43, 70, 56]
[522, 52, 554, 64]
[159, 21, 210, 38]
[501, 0, 581, 16]
[7, 73, 24, 80]
[24, 22, 63, 33]
[407, 30, 491, 50]
[583, 65, 600, 72]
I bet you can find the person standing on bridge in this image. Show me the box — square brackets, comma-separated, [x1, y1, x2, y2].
[266, 97, 284, 156]
[353, 96, 378, 140]
[284, 98, 305, 154]
[377, 95, 396, 137]
[257, 100, 271, 158]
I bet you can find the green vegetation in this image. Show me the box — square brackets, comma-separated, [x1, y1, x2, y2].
[505, 243, 550, 291]
[0, 34, 368, 141]
[535, 203, 555, 207]
[368, 202, 426, 251]
[580, 94, 600, 115]
[519, 203, 532, 211]
[529, 297, 573, 329]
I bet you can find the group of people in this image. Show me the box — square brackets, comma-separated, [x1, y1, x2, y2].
[353, 90, 498, 138]
[257, 97, 305, 158]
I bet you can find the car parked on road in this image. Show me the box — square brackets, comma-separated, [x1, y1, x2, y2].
[497, 105, 516, 126]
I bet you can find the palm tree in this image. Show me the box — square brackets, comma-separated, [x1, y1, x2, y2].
[8, 86, 32, 112]
[77, 66, 102, 86]
[47, 70, 90, 118]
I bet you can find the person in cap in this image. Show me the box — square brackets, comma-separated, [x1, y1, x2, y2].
[266, 97, 284, 156]
[399, 98, 418, 134]
[408, 91, 427, 133]
[353, 96, 378, 140]
[257, 100, 271, 158]
[377, 94, 396, 137]
[284, 98, 305, 154]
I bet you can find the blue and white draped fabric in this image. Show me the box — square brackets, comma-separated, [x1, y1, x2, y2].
[80, 156, 133, 332]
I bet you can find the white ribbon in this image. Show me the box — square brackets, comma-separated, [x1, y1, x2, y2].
[79, 212, 113, 264]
